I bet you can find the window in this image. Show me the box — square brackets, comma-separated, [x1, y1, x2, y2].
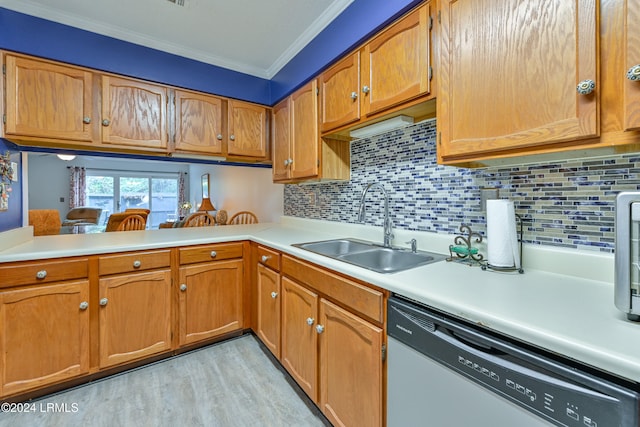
[86, 170, 179, 229]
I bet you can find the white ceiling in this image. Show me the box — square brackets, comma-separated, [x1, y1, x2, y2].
[0, 0, 354, 79]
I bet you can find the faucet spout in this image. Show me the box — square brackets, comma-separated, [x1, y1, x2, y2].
[358, 183, 394, 248]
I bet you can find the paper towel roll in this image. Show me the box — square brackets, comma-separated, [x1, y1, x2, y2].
[487, 200, 520, 268]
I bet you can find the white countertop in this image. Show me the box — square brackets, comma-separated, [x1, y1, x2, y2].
[1, 217, 637, 384]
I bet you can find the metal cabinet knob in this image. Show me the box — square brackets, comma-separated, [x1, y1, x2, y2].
[576, 79, 595, 95]
[229, 134, 236, 141]
[180, 284, 187, 292]
[102, 119, 111, 126]
[210, 251, 217, 258]
[133, 260, 141, 268]
[79, 301, 89, 310]
[83, 116, 91, 124]
[36, 270, 47, 279]
[362, 85, 370, 94]
[99, 298, 108, 306]
[271, 291, 278, 299]
[261, 255, 271, 263]
[315, 324, 325, 334]
[306, 317, 315, 326]
[216, 134, 223, 140]
[350, 91, 358, 100]
[288, 158, 293, 165]
[627, 65, 640, 81]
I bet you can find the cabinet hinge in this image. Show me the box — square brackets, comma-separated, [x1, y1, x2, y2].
[437, 10, 441, 24]
[381, 343, 387, 362]
[316, 87, 319, 96]
[428, 66, 433, 81]
[317, 159, 320, 167]
[438, 132, 442, 146]
[2, 64, 5, 75]
[429, 15, 433, 30]
[2, 114, 5, 125]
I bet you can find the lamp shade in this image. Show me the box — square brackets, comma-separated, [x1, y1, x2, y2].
[198, 198, 215, 212]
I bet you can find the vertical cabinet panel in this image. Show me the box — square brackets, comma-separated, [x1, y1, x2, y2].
[256, 263, 281, 358]
[438, 0, 598, 161]
[272, 97, 291, 181]
[625, 0, 640, 131]
[281, 277, 319, 402]
[101, 75, 168, 150]
[4, 54, 94, 142]
[0, 281, 90, 396]
[319, 298, 383, 427]
[227, 100, 268, 158]
[320, 52, 361, 132]
[178, 259, 243, 346]
[291, 80, 320, 180]
[174, 90, 224, 155]
[98, 270, 172, 368]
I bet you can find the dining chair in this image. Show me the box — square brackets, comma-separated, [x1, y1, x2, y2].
[28, 209, 62, 236]
[106, 212, 147, 231]
[183, 212, 216, 227]
[228, 211, 258, 225]
[114, 214, 147, 231]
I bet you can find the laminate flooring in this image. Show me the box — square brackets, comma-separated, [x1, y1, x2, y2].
[0, 335, 330, 427]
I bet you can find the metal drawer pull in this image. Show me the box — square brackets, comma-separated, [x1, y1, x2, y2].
[261, 255, 271, 263]
[210, 251, 217, 258]
[99, 298, 108, 306]
[180, 284, 187, 292]
[271, 291, 278, 299]
[350, 91, 358, 100]
[316, 324, 325, 334]
[36, 270, 47, 279]
[306, 317, 314, 326]
[216, 134, 223, 140]
[576, 79, 595, 95]
[628, 65, 640, 81]
[133, 260, 141, 268]
[102, 119, 111, 126]
[83, 116, 91, 124]
[79, 301, 89, 310]
[362, 85, 370, 94]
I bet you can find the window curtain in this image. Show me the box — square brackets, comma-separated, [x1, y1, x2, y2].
[69, 166, 86, 208]
[178, 171, 188, 217]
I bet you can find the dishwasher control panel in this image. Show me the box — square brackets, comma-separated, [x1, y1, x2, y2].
[388, 296, 640, 427]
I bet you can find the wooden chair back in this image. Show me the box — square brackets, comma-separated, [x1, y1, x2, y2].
[106, 212, 148, 231]
[28, 209, 62, 236]
[114, 214, 147, 231]
[228, 211, 258, 225]
[183, 212, 216, 227]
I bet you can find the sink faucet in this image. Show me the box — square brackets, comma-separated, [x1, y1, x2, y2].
[358, 183, 394, 248]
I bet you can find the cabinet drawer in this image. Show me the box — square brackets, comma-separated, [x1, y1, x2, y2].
[99, 250, 171, 276]
[0, 258, 89, 289]
[282, 255, 384, 323]
[257, 246, 281, 271]
[179, 243, 243, 265]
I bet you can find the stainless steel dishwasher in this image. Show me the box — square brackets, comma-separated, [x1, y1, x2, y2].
[387, 296, 640, 427]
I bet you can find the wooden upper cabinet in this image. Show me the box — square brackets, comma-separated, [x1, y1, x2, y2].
[272, 97, 291, 181]
[291, 80, 320, 180]
[3, 54, 94, 142]
[438, 0, 598, 163]
[227, 100, 268, 158]
[101, 75, 168, 150]
[362, 3, 432, 117]
[625, 0, 640, 131]
[174, 89, 224, 155]
[320, 52, 361, 132]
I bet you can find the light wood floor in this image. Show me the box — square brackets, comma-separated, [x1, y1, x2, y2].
[0, 335, 330, 427]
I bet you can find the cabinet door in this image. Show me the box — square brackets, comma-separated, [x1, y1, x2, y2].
[4, 55, 94, 142]
[101, 75, 168, 150]
[291, 80, 319, 180]
[320, 52, 360, 132]
[438, 0, 598, 161]
[272, 97, 291, 181]
[281, 277, 318, 402]
[174, 90, 224, 154]
[625, 0, 640, 131]
[362, 3, 431, 117]
[178, 259, 243, 346]
[256, 264, 281, 358]
[99, 270, 172, 368]
[319, 298, 383, 427]
[0, 281, 90, 396]
[227, 100, 267, 158]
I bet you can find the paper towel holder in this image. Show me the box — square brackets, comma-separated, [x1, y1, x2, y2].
[481, 213, 525, 274]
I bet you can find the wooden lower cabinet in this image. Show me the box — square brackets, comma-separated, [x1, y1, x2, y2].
[319, 299, 384, 427]
[281, 277, 319, 401]
[178, 259, 243, 346]
[256, 263, 281, 358]
[98, 270, 172, 368]
[0, 281, 90, 397]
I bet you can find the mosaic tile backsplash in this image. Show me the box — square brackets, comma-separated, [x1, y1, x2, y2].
[284, 120, 640, 253]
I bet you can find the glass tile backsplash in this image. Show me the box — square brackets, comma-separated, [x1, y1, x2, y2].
[284, 120, 640, 253]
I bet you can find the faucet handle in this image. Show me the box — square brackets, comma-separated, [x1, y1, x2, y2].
[406, 239, 418, 253]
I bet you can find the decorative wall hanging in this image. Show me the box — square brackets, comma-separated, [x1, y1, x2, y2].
[0, 151, 14, 211]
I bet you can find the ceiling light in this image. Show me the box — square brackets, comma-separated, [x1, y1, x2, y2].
[56, 154, 76, 161]
[349, 115, 414, 140]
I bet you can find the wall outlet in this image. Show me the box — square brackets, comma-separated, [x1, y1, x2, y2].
[59, 197, 65, 203]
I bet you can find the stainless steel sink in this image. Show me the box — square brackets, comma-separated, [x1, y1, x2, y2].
[293, 238, 445, 274]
